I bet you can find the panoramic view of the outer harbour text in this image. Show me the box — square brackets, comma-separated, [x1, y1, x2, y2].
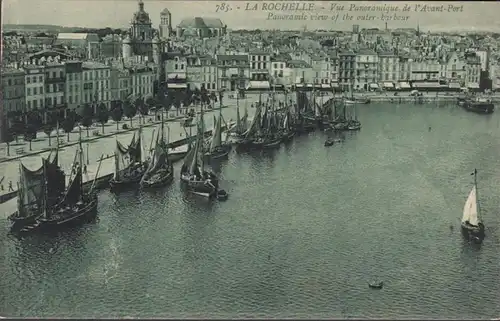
[1, 0, 500, 319]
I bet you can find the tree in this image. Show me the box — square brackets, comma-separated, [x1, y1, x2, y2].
[173, 92, 182, 114]
[26, 111, 43, 131]
[111, 101, 124, 130]
[23, 125, 37, 151]
[3, 124, 14, 156]
[145, 94, 156, 114]
[200, 85, 210, 106]
[43, 113, 55, 147]
[135, 96, 148, 123]
[62, 111, 76, 142]
[81, 103, 94, 137]
[123, 98, 137, 127]
[96, 103, 109, 134]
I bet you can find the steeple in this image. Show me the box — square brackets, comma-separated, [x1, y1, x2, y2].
[138, 0, 144, 11]
[416, 22, 420, 37]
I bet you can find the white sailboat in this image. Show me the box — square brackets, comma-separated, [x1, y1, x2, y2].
[461, 169, 485, 243]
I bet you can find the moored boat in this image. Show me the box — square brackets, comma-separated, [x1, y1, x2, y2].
[141, 119, 174, 189]
[9, 144, 65, 232]
[21, 142, 102, 233]
[109, 129, 148, 191]
[180, 109, 219, 198]
[205, 114, 231, 161]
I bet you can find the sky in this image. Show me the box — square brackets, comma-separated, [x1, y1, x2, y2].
[3, 0, 500, 32]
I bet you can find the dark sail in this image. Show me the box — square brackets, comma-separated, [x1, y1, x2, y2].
[62, 167, 83, 205]
[45, 150, 65, 205]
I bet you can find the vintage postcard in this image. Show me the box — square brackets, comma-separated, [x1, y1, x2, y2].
[1, 0, 499, 319]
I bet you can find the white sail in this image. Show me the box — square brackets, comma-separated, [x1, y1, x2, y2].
[210, 116, 222, 152]
[462, 186, 479, 226]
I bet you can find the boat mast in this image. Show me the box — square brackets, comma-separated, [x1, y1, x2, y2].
[78, 139, 84, 199]
[473, 168, 481, 220]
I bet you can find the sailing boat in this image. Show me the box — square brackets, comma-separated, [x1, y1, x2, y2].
[24, 141, 102, 232]
[180, 118, 219, 198]
[344, 81, 356, 105]
[281, 109, 295, 142]
[140, 118, 174, 188]
[228, 104, 249, 138]
[461, 169, 485, 243]
[9, 130, 65, 231]
[205, 114, 231, 160]
[109, 127, 148, 190]
[347, 101, 361, 131]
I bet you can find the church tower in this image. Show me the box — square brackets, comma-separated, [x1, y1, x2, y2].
[159, 8, 172, 40]
[128, 0, 153, 59]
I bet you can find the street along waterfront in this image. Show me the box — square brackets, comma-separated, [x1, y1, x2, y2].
[1, 102, 500, 318]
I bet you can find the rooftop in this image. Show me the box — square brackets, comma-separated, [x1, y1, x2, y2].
[82, 61, 109, 69]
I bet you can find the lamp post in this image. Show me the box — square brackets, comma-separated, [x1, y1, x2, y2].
[86, 143, 90, 165]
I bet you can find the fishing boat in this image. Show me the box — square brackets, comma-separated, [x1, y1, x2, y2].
[368, 281, 383, 289]
[109, 129, 148, 191]
[236, 104, 263, 151]
[461, 169, 485, 243]
[205, 114, 231, 160]
[180, 114, 219, 198]
[9, 140, 65, 231]
[21, 143, 102, 233]
[140, 120, 174, 189]
[228, 102, 249, 139]
[281, 110, 295, 142]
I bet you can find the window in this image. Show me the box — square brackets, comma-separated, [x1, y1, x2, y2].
[27, 77, 31, 84]
[34, 87, 37, 95]
[27, 88, 31, 96]
[33, 100, 38, 108]
[175, 64, 178, 70]
[40, 86, 43, 94]
[7, 79, 12, 86]
[181, 64, 184, 70]
[39, 76, 43, 82]
[27, 101, 31, 109]
[69, 96, 73, 104]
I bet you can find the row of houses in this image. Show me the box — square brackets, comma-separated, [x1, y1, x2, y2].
[162, 49, 482, 92]
[2, 57, 156, 119]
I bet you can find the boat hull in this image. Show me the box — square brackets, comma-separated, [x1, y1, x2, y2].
[262, 138, 281, 149]
[23, 194, 99, 233]
[180, 173, 218, 197]
[168, 151, 188, 163]
[8, 212, 42, 231]
[461, 222, 485, 243]
[141, 170, 174, 189]
[463, 103, 495, 114]
[109, 167, 146, 191]
[204, 145, 231, 160]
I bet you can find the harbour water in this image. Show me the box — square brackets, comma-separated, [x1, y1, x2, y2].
[1, 102, 500, 319]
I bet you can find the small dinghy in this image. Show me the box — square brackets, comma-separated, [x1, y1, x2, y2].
[368, 281, 383, 289]
[217, 189, 229, 201]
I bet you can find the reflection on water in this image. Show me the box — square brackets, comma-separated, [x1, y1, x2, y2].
[1, 103, 500, 319]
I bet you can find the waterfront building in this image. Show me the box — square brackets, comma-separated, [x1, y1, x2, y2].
[23, 65, 45, 113]
[355, 49, 378, 91]
[1, 68, 25, 142]
[311, 53, 331, 89]
[186, 54, 217, 91]
[397, 56, 412, 90]
[110, 65, 132, 102]
[44, 62, 66, 115]
[410, 58, 440, 81]
[338, 51, 356, 90]
[378, 52, 399, 89]
[287, 60, 313, 88]
[1, 68, 25, 116]
[216, 54, 249, 91]
[249, 50, 271, 84]
[465, 54, 481, 90]
[129, 64, 155, 97]
[65, 61, 84, 113]
[82, 61, 111, 110]
[164, 52, 188, 89]
[176, 17, 226, 39]
[270, 53, 291, 88]
[327, 51, 339, 89]
[444, 52, 466, 84]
